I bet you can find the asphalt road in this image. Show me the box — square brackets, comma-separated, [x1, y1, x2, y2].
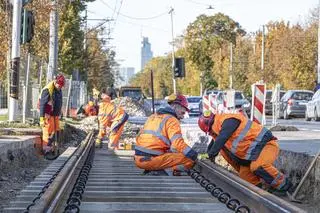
[129, 116, 320, 155]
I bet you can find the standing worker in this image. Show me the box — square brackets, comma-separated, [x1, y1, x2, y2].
[135, 94, 198, 176]
[96, 91, 129, 149]
[39, 74, 65, 154]
[198, 110, 293, 196]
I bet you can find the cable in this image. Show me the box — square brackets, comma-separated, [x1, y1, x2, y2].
[100, 0, 168, 20]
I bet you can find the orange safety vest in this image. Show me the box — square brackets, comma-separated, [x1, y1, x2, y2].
[84, 104, 97, 116]
[211, 113, 269, 160]
[135, 113, 193, 158]
[98, 101, 126, 127]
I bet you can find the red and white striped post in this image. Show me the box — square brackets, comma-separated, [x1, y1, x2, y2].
[202, 95, 210, 112]
[251, 82, 266, 125]
[209, 94, 218, 114]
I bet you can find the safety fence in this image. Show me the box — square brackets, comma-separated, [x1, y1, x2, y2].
[1, 52, 88, 122]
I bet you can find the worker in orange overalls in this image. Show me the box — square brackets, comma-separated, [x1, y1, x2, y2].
[198, 110, 293, 196]
[83, 101, 98, 116]
[96, 92, 129, 149]
[39, 74, 65, 154]
[135, 94, 198, 176]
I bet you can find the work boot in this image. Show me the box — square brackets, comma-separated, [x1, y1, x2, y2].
[142, 170, 168, 176]
[268, 179, 293, 197]
[95, 138, 102, 148]
[173, 171, 189, 176]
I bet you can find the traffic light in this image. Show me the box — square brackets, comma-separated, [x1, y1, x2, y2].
[174, 57, 185, 78]
[21, 9, 35, 44]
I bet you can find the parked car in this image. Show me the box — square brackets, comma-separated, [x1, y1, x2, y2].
[305, 90, 320, 121]
[265, 90, 286, 115]
[199, 89, 221, 113]
[187, 96, 202, 116]
[217, 91, 251, 116]
[278, 90, 314, 119]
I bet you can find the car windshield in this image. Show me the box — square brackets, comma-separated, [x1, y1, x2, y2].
[266, 91, 272, 99]
[291, 92, 313, 101]
[235, 92, 244, 100]
[187, 97, 201, 103]
[122, 90, 142, 99]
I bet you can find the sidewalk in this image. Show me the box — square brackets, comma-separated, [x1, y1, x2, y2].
[274, 131, 320, 156]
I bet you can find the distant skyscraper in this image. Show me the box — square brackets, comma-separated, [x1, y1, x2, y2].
[116, 67, 135, 87]
[141, 37, 153, 70]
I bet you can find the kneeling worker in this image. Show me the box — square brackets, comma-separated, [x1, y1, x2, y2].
[96, 92, 129, 149]
[198, 110, 293, 195]
[84, 101, 98, 116]
[135, 94, 198, 176]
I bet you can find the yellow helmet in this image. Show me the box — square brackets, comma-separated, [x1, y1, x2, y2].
[88, 101, 94, 107]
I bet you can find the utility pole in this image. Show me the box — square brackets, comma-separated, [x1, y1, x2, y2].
[261, 25, 265, 71]
[317, 0, 320, 84]
[9, 0, 22, 122]
[229, 43, 233, 89]
[47, 0, 58, 83]
[84, 8, 88, 80]
[169, 7, 176, 94]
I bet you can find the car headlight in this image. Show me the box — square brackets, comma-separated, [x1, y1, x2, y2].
[243, 103, 250, 108]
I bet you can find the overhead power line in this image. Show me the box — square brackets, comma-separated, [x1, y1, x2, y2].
[100, 0, 168, 20]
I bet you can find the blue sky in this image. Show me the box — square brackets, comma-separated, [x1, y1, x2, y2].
[86, 0, 319, 72]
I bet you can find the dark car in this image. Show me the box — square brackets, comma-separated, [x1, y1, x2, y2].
[265, 90, 286, 115]
[278, 90, 314, 119]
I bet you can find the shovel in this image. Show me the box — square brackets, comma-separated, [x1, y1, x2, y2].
[287, 147, 320, 203]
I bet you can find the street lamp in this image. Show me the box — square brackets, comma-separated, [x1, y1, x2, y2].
[169, 7, 176, 94]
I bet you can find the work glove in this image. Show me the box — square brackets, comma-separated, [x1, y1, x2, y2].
[39, 117, 45, 127]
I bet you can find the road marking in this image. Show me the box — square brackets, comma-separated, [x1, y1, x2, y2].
[299, 128, 320, 132]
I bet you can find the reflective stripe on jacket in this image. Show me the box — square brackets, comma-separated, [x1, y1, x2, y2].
[212, 113, 269, 161]
[135, 113, 198, 161]
[98, 101, 127, 128]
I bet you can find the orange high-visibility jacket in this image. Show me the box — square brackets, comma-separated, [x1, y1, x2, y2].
[98, 101, 128, 130]
[211, 113, 269, 161]
[84, 104, 98, 116]
[136, 109, 198, 161]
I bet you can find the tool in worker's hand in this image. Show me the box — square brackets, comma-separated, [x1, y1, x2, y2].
[287, 147, 320, 203]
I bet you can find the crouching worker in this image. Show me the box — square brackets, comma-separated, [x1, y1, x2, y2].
[77, 101, 98, 117]
[96, 92, 129, 149]
[198, 110, 293, 196]
[135, 94, 198, 176]
[39, 74, 65, 154]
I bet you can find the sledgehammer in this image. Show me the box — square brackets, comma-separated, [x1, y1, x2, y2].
[287, 147, 320, 203]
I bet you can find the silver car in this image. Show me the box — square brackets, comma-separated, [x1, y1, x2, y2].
[305, 90, 320, 121]
[279, 90, 313, 119]
[187, 96, 202, 116]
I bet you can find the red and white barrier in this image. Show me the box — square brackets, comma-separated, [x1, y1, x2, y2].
[209, 94, 218, 113]
[202, 95, 210, 112]
[251, 82, 266, 125]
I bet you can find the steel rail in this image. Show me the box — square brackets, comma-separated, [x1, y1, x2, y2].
[194, 160, 306, 213]
[29, 131, 94, 212]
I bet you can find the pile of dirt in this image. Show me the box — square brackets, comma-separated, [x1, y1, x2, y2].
[269, 125, 299, 131]
[0, 148, 50, 211]
[113, 97, 150, 117]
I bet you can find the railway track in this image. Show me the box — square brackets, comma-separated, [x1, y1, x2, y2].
[4, 131, 306, 213]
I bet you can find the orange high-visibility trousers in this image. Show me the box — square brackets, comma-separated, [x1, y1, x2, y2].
[42, 116, 60, 150]
[135, 153, 195, 176]
[97, 121, 127, 149]
[221, 140, 286, 188]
